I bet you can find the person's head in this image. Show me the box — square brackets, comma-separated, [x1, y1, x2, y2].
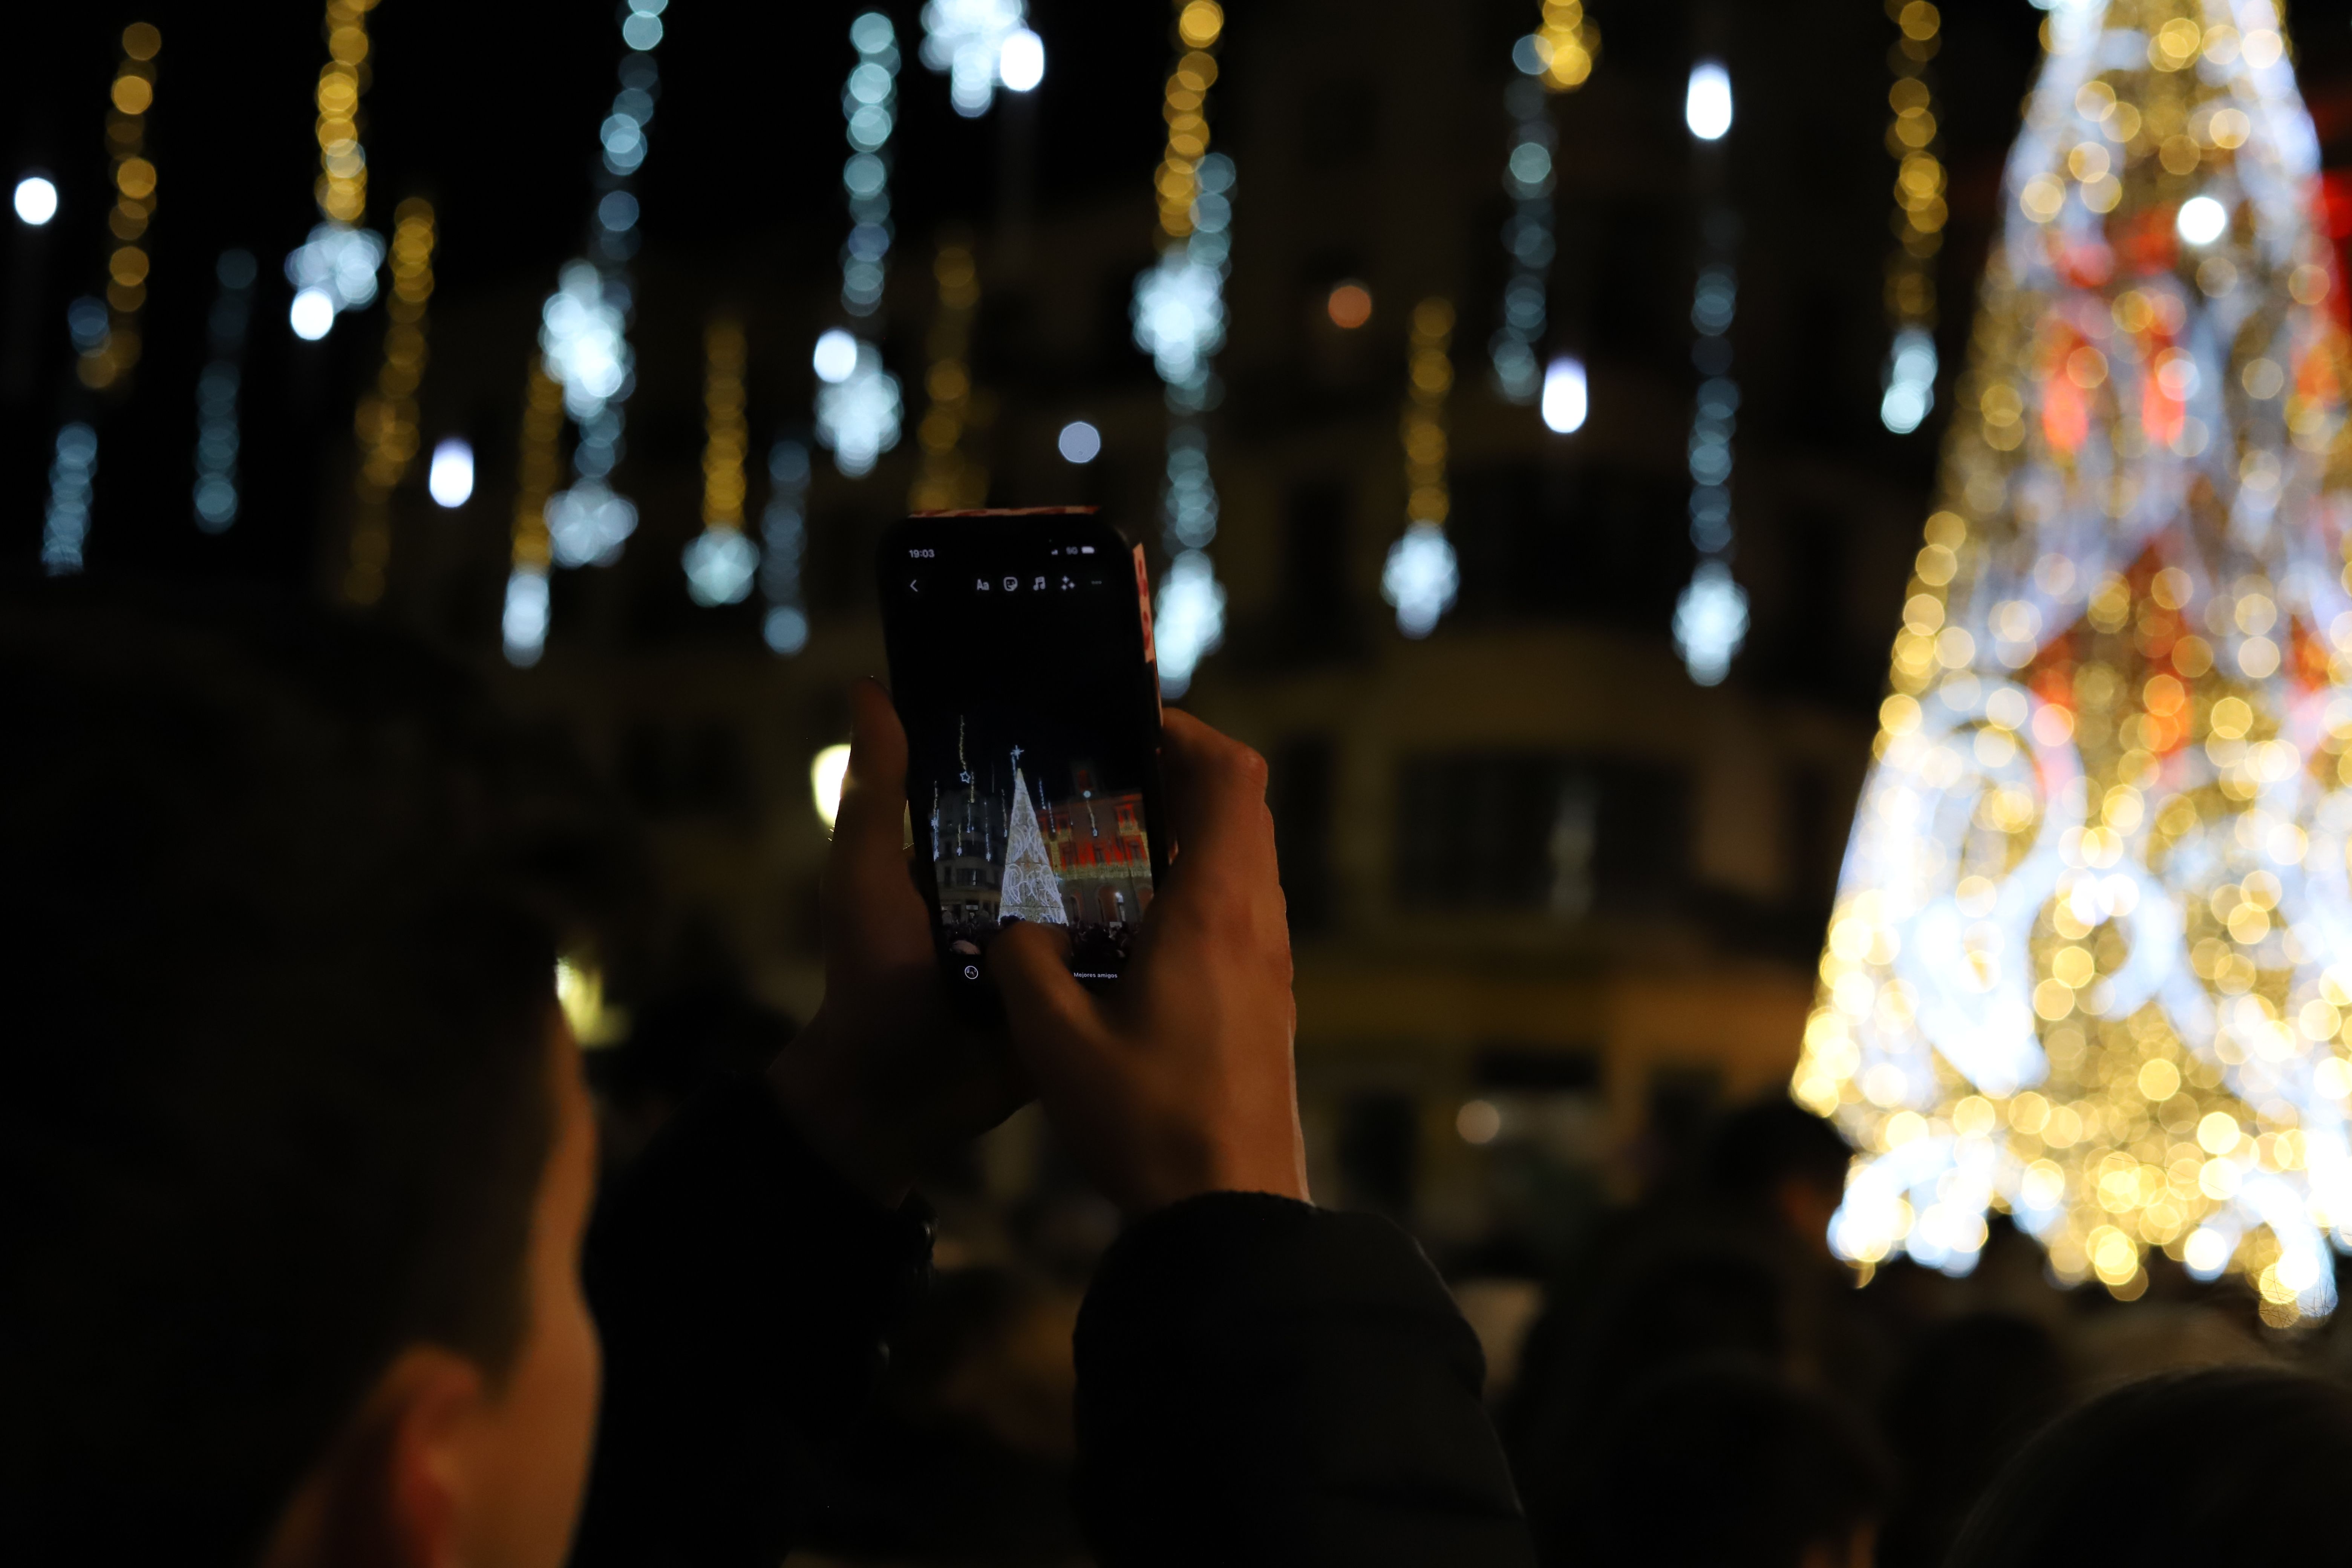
[0, 587, 603, 1566]
[1707, 1096, 1854, 1258]
[1947, 1366, 2352, 1568]
[1591, 1356, 1890, 1568]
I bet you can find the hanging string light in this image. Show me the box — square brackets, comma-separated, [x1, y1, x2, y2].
[919, 0, 1044, 116]
[1495, 2, 1597, 406]
[42, 20, 160, 574]
[516, 0, 665, 654]
[1383, 299, 1460, 637]
[1795, 0, 2352, 1325]
[683, 317, 759, 607]
[762, 439, 814, 655]
[1132, 0, 1233, 697]
[81, 21, 162, 392]
[817, 12, 906, 478]
[193, 250, 255, 533]
[502, 360, 565, 668]
[284, 0, 383, 341]
[343, 199, 435, 606]
[1880, 0, 1946, 434]
[911, 241, 988, 511]
[1672, 58, 1750, 687]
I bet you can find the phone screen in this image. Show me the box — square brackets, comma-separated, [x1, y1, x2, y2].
[877, 510, 1167, 998]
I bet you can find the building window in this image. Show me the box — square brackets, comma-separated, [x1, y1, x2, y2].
[1393, 751, 1688, 915]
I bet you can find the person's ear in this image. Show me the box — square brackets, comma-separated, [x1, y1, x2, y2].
[262, 1348, 490, 1568]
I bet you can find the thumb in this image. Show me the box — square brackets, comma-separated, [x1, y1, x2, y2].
[989, 921, 1110, 1090]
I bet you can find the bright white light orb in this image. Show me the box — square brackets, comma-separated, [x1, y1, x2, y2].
[1058, 420, 1102, 463]
[289, 288, 336, 341]
[1674, 559, 1750, 685]
[813, 328, 859, 384]
[1686, 61, 1733, 141]
[1541, 357, 1589, 434]
[812, 743, 853, 829]
[683, 528, 759, 606]
[502, 568, 550, 668]
[999, 27, 1045, 92]
[1383, 522, 1461, 639]
[2177, 194, 2228, 246]
[427, 438, 475, 508]
[13, 175, 58, 226]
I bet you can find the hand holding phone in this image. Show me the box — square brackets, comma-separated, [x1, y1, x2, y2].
[990, 710, 1310, 1217]
[766, 679, 1030, 1207]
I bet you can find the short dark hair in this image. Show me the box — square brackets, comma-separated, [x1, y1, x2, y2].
[0, 586, 568, 1562]
[1705, 1096, 1853, 1206]
[1947, 1366, 2352, 1568]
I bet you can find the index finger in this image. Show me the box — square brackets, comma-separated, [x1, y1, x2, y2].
[1156, 710, 1276, 893]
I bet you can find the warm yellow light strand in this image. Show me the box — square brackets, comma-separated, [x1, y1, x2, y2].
[1532, 0, 1597, 90]
[82, 22, 161, 392]
[702, 318, 749, 530]
[513, 361, 563, 577]
[1885, 2, 1947, 343]
[911, 242, 986, 511]
[1156, 2, 1223, 242]
[314, 0, 377, 224]
[1404, 299, 1454, 527]
[343, 199, 436, 606]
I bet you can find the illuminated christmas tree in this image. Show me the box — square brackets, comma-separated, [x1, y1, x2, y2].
[998, 763, 1069, 925]
[1793, 0, 2352, 1325]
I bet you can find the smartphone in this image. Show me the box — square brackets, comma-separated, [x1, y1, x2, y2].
[877, 508, 1169, 1009]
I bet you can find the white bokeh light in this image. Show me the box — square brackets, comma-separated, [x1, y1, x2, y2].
[1673, 560, 1749, 686]
[288, 288, 335, 341]
[1880, 326, 1939, 435]
[1540, 357, 1588, 434]
[427, 438, 475, 508]
[1057, 420, 1102, 463]
[1382, 521, 1461, 640]
[13, 175, 57, 226]
[813, 328, 859, 384]
[1686, 61, 1733, 141]
[1000, 28, 1044, 92]
[919, 0, 1033, 116]
[2177, 194, 2228, 245]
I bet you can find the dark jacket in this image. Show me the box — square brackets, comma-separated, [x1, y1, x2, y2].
[572, 1076, 1535, 1567]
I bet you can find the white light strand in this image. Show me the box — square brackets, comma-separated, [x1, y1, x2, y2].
[193, 249, 254, 533]
[40, 424, 97, 574]
[918, 0, 1043, 116]
[762, 440, 813, 655]
[536, 0, 665, 574]
[1138, 3, 1231, 697]
[1677, 214, 1749, 684]
[1493, 0, 1596, 403]
[818, 13, 905, 478]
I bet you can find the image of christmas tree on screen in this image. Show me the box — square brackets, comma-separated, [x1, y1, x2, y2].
[928, 715, 1155, 979]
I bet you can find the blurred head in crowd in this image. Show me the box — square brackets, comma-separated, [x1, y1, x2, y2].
[1874, 1314, 2064, 1568]
[0, 587, 603, 1566]
[1947, 1367, 2352, 1568]
[1591, 1357, 1891, 1568]
[1707, 1096, 1855, 1261]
